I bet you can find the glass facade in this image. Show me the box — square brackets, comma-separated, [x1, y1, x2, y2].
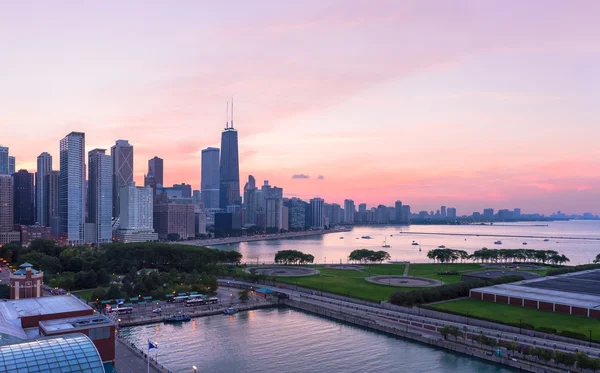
[0, 333, 104, 373]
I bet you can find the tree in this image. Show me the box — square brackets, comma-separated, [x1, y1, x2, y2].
[91, 287, 107, 302]
[594, 254, 600, 264]
[106, 285, 122, 300]
[166, 233, 181, 242]
[96, 269, 110, 286]
[238, 289, 250, 303]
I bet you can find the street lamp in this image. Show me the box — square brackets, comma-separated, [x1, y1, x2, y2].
[193, 366, 198, 372]
[590, 329, 593, 347]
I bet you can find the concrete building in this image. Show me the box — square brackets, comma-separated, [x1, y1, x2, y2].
[401, 205, 411, 223]
[59, 132, 86, 245]
[214, 212, 241, 232]
[0, 145, 8, 174]
[282, 206, 289, 231]
[9, 262, 43, 299]
[344, 199, 355, 224]
[394, 201, 402, 222]
[87, 149, 112, 245]
[310, 198, 324, 229]
[18, 225, 52, 246]
[153, 202, 195, 240]
[219, 102, 241, 209]
[13, 169, 35, 225]
[441, 205, 447, 218]
[0, 175, 20, 244]
[36, 152, 53, 226]
[148, 156, 163, 186]
[45, 170, 60, 237]
[286, 198, 307, 231]
[201, 147, 220, 210]
[265, 197, 283, 230]
[326, 203, 342, 226]
[116, 182, 157, 243]
[483, 208, 495, 220]
[195, 207, 207, 236]
[447, 207, 457, 219]
[111, 139, 134, 219]
[8, 156, 15, 175]
[243, 175, 258, 226]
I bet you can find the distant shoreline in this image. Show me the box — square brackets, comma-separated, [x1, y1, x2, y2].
[177, 227, 352, 247]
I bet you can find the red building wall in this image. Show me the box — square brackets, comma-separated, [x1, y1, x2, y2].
[21, 310, 93, 328]
[555, 304, 570, 314]
[590, 310, 600, 319]
[571, 307, 588, 317]
[509, 297, 522, 306]
[41, 327, 115, 362]
[482, 293, 495, 302]
[538, 302, 553, 311]
[470, 291, 482, 299]
[496, 295, 509, 304]
[524, 299, 538, 309]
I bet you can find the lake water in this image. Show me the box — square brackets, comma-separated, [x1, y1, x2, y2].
[213, 220, 600, 265]
[121, 307, 517, 373]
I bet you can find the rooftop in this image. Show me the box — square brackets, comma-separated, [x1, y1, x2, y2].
[0, 295, 92, 322]
[12, 262, 41, 275]
[40, 314, 113, 334]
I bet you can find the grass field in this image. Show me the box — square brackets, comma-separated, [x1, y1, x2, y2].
[431, 298, 600, 342]
[71, 287, 108, 302]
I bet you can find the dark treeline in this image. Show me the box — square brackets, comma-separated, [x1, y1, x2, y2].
[388, 275, 523, 307]
[427, 248, 569, 265]
[274, 250, 314, 265]
[348, 249, 391, 264]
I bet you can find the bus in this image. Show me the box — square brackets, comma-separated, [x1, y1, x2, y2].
[185, 299, 204, 307]
[170, 296, 188, 303]
[108, 306, 133, 314]
[206, 297, 218, 304]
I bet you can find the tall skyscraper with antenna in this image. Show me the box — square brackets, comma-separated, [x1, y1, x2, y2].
[219, 100, 241, 209]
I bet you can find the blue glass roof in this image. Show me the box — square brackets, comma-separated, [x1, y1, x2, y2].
[0, 333, 104, 373]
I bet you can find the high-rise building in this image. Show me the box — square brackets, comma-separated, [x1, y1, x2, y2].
[483, 208, 494, 220]
[36, 152, 53, 226]
[153, 203, 195, 240]
[265, 198, 283, 230]
[394, 201, 403, 222]
[0, 175, 20, 244]
[59, 132, 86, 245]
[447, 207, 457, 219]
[87, 149, 112, 245]
[344, 199, 355, 223]
[441, 206, 447, 218]
[219, 101, 241, 209]
[400, 205, 411, 223]
[8, 156, 15, 175]
[513, 208, 521, 218]
[116, 182, 157, 243]
[171, 183, 192, 199]
[45, 171, 60, 237]
[358, 203, 367, 213]
[13, 170, 34, 225]
[111, 140, 134, 218]
[0, 146, 8, 175]
[201, 147, 220, 210]
[286, 198, 307, 231]
[243, 175, 258, 226]
[148, 156, 163, 186]
[310, 198, 324, 229]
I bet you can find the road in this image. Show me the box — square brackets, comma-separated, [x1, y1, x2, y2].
[115, 338, 168, 373]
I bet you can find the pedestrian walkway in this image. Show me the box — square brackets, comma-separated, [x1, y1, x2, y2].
[403, 262, 410, 276]
[115, 338, 170, 373]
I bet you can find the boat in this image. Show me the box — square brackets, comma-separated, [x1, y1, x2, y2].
[412, 242, 419, 246]
[438, 245, 446, 248]
[494, 240, 502, 245]
[339, 237, 344, 239]
[361, 236, 373, 239]
[522, 242, 528, 245]
[544, 239, 550, 242]
[382, 237, 391, 248]
[223, 307, 238, 315]
[164, 312, 191, 323]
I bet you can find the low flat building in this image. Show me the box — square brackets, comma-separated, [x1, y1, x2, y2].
[17, 225, 52, 246]
[0, 294, 93, 328]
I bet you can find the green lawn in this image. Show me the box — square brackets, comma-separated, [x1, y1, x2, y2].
[408, 263, 483, 284]
[71, 287, 108, 302]
[431, 298, 600, 342]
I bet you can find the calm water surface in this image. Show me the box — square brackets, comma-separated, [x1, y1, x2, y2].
[213, 221, 600, 265]
[121, 308, 517, 373]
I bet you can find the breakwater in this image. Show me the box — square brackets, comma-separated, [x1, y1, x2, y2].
[401, 231, 600, 240]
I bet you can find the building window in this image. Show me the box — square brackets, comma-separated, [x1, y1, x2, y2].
[88, 327, 110, 340]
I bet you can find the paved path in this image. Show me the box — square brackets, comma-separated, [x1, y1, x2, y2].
[115, 338, 169, 373]
[403, 262, 410, 276]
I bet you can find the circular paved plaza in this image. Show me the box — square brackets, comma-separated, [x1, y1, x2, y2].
[324, 264, 365, 270]
[365, 276, 443, 287]
[246, 266, 319, 277]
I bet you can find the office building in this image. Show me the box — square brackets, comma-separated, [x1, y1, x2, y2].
[483, 208, 495, 220]
[8, 157, 15, 175]
[201, 147, 220, 210]
[153, 203, 195, 240]
[401, 205, 411, 223]
[171, 183, 192, 198]
[36, 152, 53, 226]
[18, 225, 52, 246]
[447, 207, 457, 219]
[45, 171, 60, 237]
[344, 199, 355, 224]
[310, 198, 324, 229]
[441, 205, 447, 218]
[0, 175, 20, 244]
[243, 175, 258, 226]
[394, 201, 403, 222]
[265, 197, 283, 230]
[0, 145, 8, 174]
[192, 190, 201, 205]
[59, 132, 86, 245]
[148, 156, 163, 186]
[358, 203, 367, 213]
[111, 140, 134, 218]
[13, 170, 35, 225]
[144, 169, 158, 201]
[219, 102, 241, 209]
[195, 206, 207, 235]
[214, 211, 241, 232]
[286, 198, 307, 231]
[116, 182, 157, 243]
[87, 149, 112, 245]
[514, 208, 521, 218]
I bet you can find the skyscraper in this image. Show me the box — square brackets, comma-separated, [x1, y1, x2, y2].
[36, 152, 53, 226]
[243, 175, 257, 226]
[401, 205, 411, 223]
[60, 132, 86, 245]
[310, 197, 324, 229]
[394, 201, 403, 222]
[0, 175, 20, 244]
[344, 199, 355, 223]
[148, 156, 164, 186]
[447, 207, 457, 219]
[201, 147, 220, 210]
[0, 146, 8, 175]
[45, 170, 60, 237]
[219, 101, 241, 209]
[87, 149, 112, 245]
[285, 198, 307, 231]
[8, 156, 15, 175]
[358, 203, 367, 213]
[13, 170, 34, 225]
[111, 140, 134, 218]
[441, 205, 447, 218]
[116, 182, 157, 243]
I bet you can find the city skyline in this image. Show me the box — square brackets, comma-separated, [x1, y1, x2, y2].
[1, 2, 599, 214]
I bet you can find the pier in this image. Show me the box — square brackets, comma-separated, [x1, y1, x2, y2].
[400, 231, 600, 241]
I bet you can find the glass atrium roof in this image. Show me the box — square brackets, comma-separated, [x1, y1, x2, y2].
[0, 333, 104, 373]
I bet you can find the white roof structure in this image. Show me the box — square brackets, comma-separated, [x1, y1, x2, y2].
[0, 295, 91, 322]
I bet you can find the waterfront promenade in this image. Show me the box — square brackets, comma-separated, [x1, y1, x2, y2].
[171, 227, 351, 248]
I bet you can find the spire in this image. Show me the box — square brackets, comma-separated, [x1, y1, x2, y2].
[231, 96, 234, 128]
[226, 101, 229, 129]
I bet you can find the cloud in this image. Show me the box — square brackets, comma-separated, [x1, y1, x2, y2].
[292, 174, 310, 179]
[317, 175, 324, 180]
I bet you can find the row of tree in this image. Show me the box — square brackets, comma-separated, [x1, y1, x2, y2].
[348, 249, 391, 264]
[274, 250, 315, 265]
[426, 248, 570, 265]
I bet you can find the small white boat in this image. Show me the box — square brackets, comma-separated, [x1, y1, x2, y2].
[438, 245, 446, 248]
[382, 237, 391, 248]
[223, 307, 238, 315]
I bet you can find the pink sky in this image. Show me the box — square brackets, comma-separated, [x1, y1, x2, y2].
[1, 1, 599, 215]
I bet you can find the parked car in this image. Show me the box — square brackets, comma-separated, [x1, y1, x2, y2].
[152, 308, 162, 314]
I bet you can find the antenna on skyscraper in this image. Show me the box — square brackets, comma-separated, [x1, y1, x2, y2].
[231, 96, 234, 128]
[226, 101, 229, 129]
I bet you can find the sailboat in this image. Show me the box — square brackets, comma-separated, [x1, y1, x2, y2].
[382, 237, 391, 248]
